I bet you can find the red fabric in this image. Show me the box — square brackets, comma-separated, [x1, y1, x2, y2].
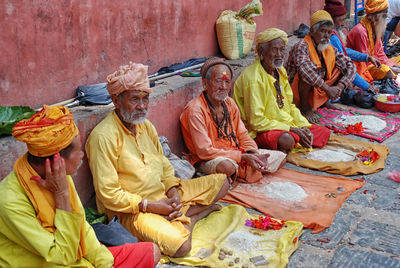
[255, 125, 331, 150]
[108, 242, 154, 268]
[324, 0, 347, 17]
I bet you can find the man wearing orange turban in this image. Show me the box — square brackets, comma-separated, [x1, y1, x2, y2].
[86, 62, 229, 257]
[347, 0, 400, 80]
[0, 105, 159, 267]
[286, 10, 357, 123]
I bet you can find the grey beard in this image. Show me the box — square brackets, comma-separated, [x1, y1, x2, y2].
[272, 59, 283, 69]
[336, 28, 347, 46]
[214, 95, 228, 102]
[120, 109, 148, 125]
[374, 19, 386, 41]
[317, 43, 329, 52]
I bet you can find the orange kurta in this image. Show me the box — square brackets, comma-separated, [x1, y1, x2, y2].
[180, 93, 262, 182]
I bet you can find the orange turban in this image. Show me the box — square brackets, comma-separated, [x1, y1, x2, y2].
[107, 62, 152, 97]
[12, 105, 78, 157]
[310, 10, 334, 28]
[365, 0, 388, 14]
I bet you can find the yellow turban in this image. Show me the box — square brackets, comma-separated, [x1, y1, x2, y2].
[256, 28, 288, 52]
[12, 105, 78, 157]
[310, 10, 334, 28]
[365, 0, 388, 14]
[107, 62, 152, 97]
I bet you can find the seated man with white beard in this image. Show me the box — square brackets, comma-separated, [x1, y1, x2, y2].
[324, 0, 381, 92]
[234, 28, 331, 152]
[86, 62, 230, 258]
[285, 10, 356, 123]
[346, 0, 400, 81]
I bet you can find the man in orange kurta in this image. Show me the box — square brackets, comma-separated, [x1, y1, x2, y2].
[180, 58, 286, 184]
[285, 10, 356, 123]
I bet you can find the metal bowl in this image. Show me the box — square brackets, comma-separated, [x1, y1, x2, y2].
[374, 94, 400, 113]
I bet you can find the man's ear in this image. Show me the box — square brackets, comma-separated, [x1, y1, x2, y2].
[202, 78, 209, 90]
[111, 94, 121, 109]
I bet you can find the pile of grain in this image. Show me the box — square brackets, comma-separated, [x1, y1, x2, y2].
[339, 115, 387, 132]
[226, 229, 263, 252]
[306, 148, 357, 162]
[262, 182, 307, 202]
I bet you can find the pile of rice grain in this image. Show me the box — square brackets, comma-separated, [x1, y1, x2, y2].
[226, 229, 263, 252]
[306, 148, 357, 162]
[262, 182, 307, 202]
[340, 115, 387, 132]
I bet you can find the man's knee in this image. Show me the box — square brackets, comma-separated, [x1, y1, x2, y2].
[153, 243, 161, 265]
[173, 239, 191, 258]
[215, 160, 236, 177]
[277, 133, 296, 152]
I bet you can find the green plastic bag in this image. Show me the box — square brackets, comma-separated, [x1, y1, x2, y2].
[0, 106, 36, 136]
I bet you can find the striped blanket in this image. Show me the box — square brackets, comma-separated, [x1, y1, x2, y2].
[315, 107, 400, 142]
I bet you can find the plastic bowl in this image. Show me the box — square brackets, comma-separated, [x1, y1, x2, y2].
[374, 94, 400, 113]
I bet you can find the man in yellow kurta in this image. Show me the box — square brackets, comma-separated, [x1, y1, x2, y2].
[0, 105, 158, 267]
[234, 28, 331, 152]
[86, 62, 229, 257]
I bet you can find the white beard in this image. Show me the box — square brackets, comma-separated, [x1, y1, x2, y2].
[317, 43, 329, 52]
[374, 18, 387, 42]
[336, 28, 347, 46]
[120, 108, 148, 125]
[272, 59, 284, 69]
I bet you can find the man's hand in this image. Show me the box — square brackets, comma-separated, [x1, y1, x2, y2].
[241, 153, 269, 173]
[367, 56, 381, 68]
[31, 153, 71, 212]
[290, 127, 313, 148]
[166, 187, 181, 207]
[146, 198, 183, 220]
[323, 85, 342, 100]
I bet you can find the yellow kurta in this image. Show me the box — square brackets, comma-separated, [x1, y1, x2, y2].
[234, 59, 311, 139]
[86, 111, 225, 256]
[0, 172, 113, 267]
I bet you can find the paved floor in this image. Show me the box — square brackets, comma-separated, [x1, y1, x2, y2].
[160, 106, 400, 268]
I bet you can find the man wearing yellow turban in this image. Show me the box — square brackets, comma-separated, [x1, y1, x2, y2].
[0, 105, 159, 267]
[286, 10, 356, 123]
[347, 0, 400, 80]
[86, 62, 230, 257]
[234, 28, 331, 152]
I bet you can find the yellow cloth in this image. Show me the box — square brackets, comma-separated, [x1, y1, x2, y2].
[0, 171, 113, 267]
[365, 0, 388, 14]
[86, 111, 225, 256]
[234, 59, 311, 139]
[107, 62, 152, 96]
[310, 10, 333, 27]
[162, 205, 303, 268]
[14, 154, 86, 259]
[12, 105, 78, 157]
[368, 64, 393, 80]
[256, 28, 288, 52]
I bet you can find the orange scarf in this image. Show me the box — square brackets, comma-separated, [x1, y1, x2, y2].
[360, 16, 375, 56]
[304, 34, 336, 80]
[15, 154, 87, 259]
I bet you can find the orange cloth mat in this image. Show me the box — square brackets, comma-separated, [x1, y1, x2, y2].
[221, 168, 364, 233]
[287, 135, 389, 176]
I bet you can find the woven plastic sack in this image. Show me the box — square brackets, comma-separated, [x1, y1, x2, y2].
[216, 0, 263, 60]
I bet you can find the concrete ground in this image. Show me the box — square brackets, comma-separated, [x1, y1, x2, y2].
[158, 37, 400, 267]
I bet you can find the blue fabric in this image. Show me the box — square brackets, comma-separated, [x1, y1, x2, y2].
[387, 17, 400, 31]
[329, 35, 370, 90]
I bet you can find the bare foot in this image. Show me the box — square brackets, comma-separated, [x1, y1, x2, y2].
[323, 102, 343, 111]
[190, 204, 222, 228]
[303, 110, 320, 124]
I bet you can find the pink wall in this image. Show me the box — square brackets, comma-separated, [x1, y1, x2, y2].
[1, 0, 323, 108]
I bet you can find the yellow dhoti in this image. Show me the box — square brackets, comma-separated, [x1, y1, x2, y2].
[118, 174, 226, 256]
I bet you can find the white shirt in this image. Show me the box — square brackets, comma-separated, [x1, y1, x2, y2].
[388, 0, 400, 22]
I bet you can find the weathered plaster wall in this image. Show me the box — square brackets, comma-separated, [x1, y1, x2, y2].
[1, 0, 324, 108]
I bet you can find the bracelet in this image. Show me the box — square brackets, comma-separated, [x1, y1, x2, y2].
[142, 199, 148, 212]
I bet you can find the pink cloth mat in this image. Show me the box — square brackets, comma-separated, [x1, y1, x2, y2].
[315, 107, 400, 142]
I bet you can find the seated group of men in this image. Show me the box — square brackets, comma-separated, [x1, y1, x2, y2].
[0, 0, 395, 266]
